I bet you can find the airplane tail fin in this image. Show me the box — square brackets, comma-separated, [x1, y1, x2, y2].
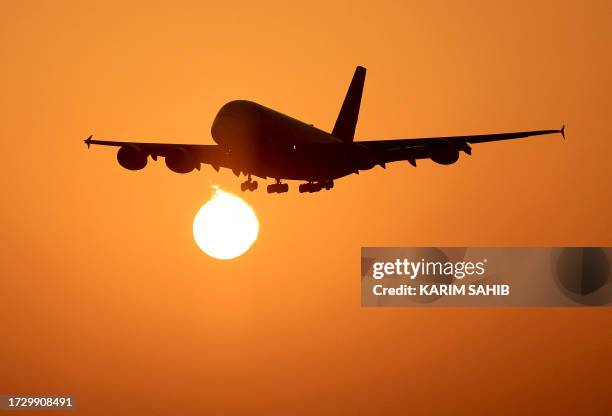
[331, 66, 366, 142]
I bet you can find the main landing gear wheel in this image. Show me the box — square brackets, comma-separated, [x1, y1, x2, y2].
[267, 180, 289, 194]
[240, 175, 258, 192]
[299, 180, 333, 193]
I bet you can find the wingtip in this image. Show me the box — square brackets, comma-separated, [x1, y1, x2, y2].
[84, 135, 92, 148]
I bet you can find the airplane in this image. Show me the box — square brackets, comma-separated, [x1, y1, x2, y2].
[84, 66, 564, 194]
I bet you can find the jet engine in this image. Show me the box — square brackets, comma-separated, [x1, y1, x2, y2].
[117, 145, 147, 170]
[430, 140, 460, 165]
[165, 147, 196, 173]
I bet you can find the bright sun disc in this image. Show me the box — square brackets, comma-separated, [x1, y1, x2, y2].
[193, 188, 259, 259]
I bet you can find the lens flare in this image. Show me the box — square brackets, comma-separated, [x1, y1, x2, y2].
[193, 187, 259, 259]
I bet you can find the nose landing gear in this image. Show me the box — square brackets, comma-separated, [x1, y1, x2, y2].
[240, 174, 258, 192]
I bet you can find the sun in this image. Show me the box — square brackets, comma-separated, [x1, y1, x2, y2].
[193, 187, 259, 259]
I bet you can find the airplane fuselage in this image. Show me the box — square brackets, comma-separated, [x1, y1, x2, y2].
[210, 100, 374, 181]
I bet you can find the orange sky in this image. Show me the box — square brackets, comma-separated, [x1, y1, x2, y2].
[1, 1, 611, 414]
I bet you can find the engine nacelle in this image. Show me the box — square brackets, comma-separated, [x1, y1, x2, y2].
[117, 145, 147, 170]
[430, 140, 460, 165]
[165, 147, 195, 173]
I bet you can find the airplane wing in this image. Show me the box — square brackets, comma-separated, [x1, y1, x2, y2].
[84, 136, 228, 172]
[84, 136, 213, 153]
[358, 126, 565, 166]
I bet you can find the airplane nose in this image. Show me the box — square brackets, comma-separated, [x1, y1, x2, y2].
[211, 100, 262, 146]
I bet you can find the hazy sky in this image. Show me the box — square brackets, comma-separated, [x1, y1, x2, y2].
[1, 1, 611, 414]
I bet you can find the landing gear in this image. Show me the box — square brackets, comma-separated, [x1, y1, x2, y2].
[267, 179, 289, 194]
[240, 174, 258, 192]
[299, 180, 334, 193]
[299, 182, 320, 193]
[243, 177, 333, 193]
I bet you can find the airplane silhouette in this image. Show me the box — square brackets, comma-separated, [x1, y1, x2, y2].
[85, 66, 564, 193]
